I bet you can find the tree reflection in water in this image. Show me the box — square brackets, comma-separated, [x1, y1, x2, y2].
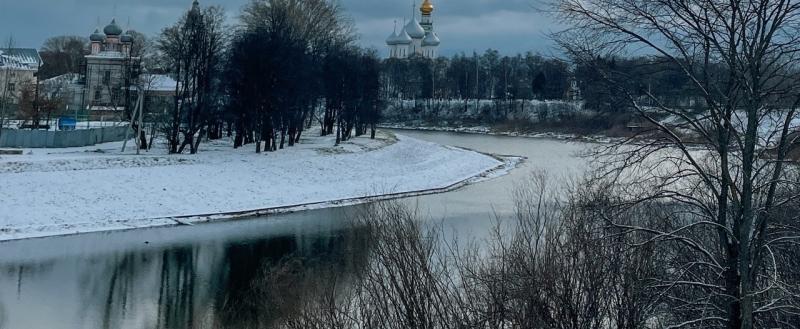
[0, 214, 372, 329]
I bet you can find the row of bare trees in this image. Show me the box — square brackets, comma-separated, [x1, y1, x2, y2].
[152, 0, 382, 154]
[225, 0, 381, 152]
[382, 51, 572, 102]
[321, 47, 383, 143]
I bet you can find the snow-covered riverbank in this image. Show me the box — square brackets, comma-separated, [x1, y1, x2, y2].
[0, 131, 513, 242]
[381, 123, 621, 144]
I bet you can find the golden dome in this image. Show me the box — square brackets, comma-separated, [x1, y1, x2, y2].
[421, 0, 434, 14]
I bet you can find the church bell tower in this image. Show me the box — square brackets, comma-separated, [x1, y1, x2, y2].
[420, 0, 434, 33]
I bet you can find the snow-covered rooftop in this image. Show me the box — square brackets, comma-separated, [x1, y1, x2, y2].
[0, 48, 42, 70]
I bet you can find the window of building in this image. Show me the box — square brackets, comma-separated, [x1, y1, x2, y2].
[7, 83, 14, 93]
[94, 90, 102, 101]
[103, 71, 111, 85]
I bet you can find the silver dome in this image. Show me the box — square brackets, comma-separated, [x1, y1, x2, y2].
[404, 18, 425, 39]
[386, 30, 399, 45]
[396, 29, 413, 44]
[422, 32, 440, 46]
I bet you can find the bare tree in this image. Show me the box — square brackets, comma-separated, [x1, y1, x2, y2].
[277, 173, 667, 329]
[227, 0, 361, 152]
[0, 36, 16, 135]
[239, 0, 356, 52]
[158, 1, 227, 154]
[38, 35, 87, 79]
[555, 0, 800, 328]
[122, 31, 150, 150]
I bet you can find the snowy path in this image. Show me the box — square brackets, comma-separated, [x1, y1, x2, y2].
[0, 131, 508, 241]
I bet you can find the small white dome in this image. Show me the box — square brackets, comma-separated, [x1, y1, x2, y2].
[404, 18, 425, 39]
[386, 31, 399, 45]
[396, 29, 413, 44]
[422, 32, 440, 46]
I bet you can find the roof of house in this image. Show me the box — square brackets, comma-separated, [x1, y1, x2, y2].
[0, 48, 42, 70]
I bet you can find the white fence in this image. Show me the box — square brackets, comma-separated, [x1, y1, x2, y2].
[0, 125, 130, 148]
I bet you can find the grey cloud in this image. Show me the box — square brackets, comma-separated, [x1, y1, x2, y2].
[0, 0, 559, 56]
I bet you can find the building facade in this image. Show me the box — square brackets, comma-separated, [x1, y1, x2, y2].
[386, 0, 440, 59]
[0, 48, 42, 103]
[84, 18, 139, 118]
[139, 74, 178, 117]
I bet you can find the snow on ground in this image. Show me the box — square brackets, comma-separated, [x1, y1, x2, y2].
[0, 130, 508, 241]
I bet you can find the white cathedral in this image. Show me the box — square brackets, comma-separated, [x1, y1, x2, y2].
[386, 0, 441, 59]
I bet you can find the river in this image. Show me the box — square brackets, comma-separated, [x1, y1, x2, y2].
[0, 130, 593, 329]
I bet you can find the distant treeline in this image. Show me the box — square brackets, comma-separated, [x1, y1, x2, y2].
[382, 51, 572, 102]
[379, 51, 710, 113]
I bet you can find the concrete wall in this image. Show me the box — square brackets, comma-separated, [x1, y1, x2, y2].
[0, 125, 130, 148]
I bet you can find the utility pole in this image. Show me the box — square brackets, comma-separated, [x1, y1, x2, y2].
[33, 57, 40, 130]
[121, 86, 144, 154]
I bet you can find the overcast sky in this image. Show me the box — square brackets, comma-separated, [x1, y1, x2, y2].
[0, 0, 561, 56]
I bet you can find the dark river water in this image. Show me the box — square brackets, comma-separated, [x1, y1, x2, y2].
[0, 130, 591, 329]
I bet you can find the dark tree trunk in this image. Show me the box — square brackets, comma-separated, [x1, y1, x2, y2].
[279, 126, 286, 149]
[139, 130, 148, 150]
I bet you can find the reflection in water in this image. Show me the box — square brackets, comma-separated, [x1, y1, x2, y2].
[213, 233, 369, 329]
[0, 209, 371, 329]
